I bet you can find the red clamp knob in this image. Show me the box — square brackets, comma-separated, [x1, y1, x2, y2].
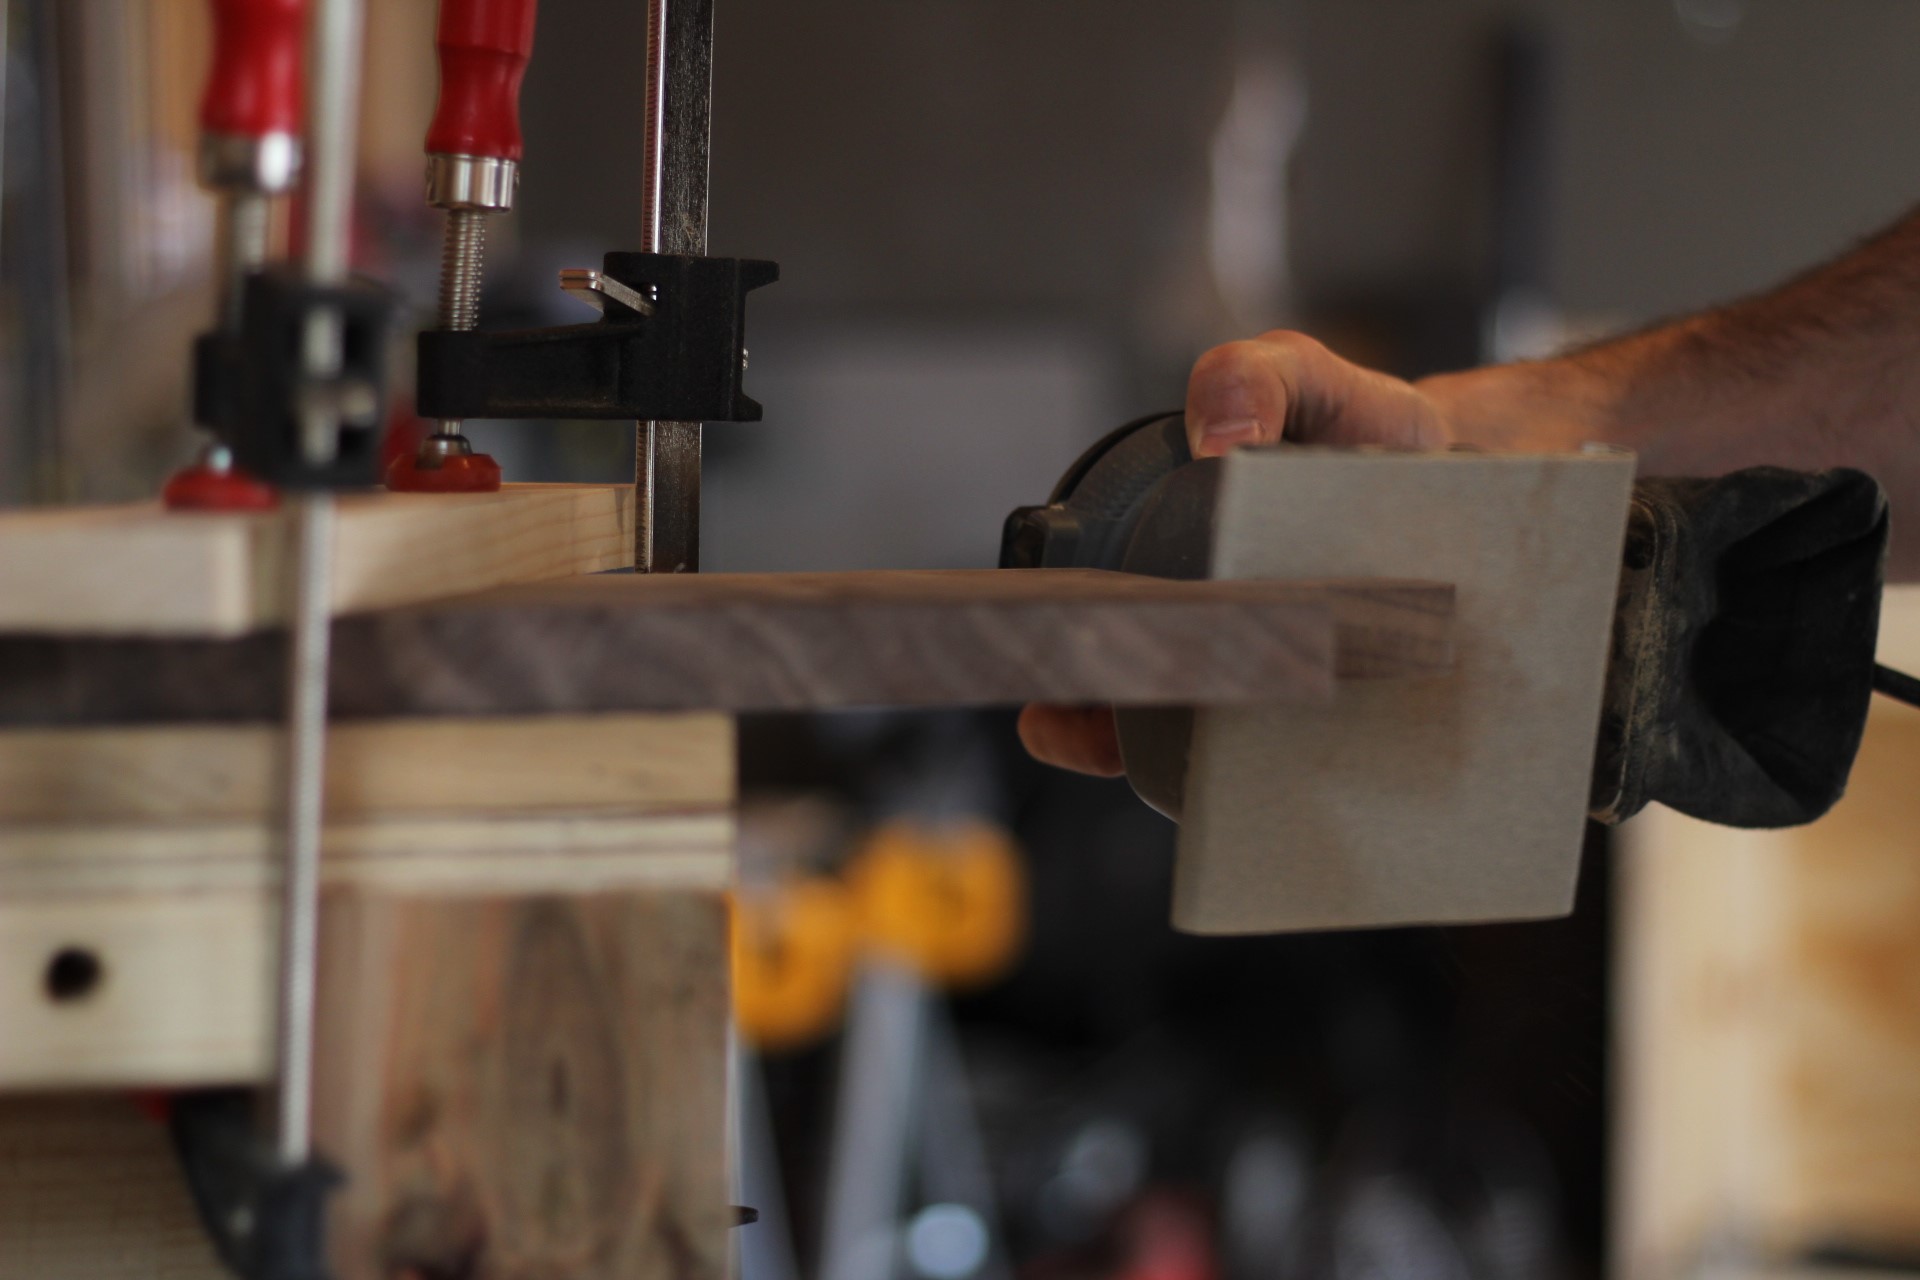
[385, 451, 503, 493]
[163, 456, 279, 511]
[199, 0, 304, 140]
[426, 0, 539, 161]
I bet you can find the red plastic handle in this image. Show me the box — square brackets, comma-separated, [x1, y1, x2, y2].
[199, 0, 305, 138]
[426, 0, 538, 161]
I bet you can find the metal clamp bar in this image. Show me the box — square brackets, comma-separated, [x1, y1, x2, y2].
[635, 0, 714, 574]
[275, 0, 366, 1171]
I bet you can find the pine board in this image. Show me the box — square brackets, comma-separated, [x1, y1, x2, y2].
[0, 483, 633, 637]
[314, 890, 731, 1280]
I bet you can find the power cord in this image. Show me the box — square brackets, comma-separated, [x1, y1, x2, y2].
[1874, 663, 1920, 709]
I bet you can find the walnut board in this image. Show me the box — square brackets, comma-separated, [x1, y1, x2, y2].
[0, 715, 733, 1089]
[0, 482, 633, 637]
[0, 569, 1455, 724]
[1172, 447, 1635, 933]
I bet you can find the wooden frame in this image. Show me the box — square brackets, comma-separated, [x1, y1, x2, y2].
[0, 713, 733, 1280]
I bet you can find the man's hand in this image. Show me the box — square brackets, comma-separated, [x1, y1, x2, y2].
[1019, 331, 1460, 778]
[1025, 204, 1920, 776]
[1016, 704, 1124, 777]
[1180, 330, 1454, 458]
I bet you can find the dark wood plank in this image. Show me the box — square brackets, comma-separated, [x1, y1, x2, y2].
[0, 569, 1452, 725]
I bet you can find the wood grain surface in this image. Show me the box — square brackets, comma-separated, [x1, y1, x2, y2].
[0, 715, 732, 824]
[0, 569, 1453, 725]
[314, 890, 731, 1280]
[1617, 590, 1920, 1274]
[0, 714, 736, 1280]
[0, 483, 633, 637]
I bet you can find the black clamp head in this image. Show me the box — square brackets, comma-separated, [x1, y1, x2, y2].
[199, 267, 396, 489]
[416, 251, 778, 424]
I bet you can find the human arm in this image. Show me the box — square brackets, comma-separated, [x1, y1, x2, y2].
[1021, 208, 1920, 774]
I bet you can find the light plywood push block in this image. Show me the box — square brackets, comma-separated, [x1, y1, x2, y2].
[1174, 447, 1635, 933]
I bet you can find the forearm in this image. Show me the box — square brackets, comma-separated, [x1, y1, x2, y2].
[1420, 212, 1920, 574]
[1032, 218, 1920, 779]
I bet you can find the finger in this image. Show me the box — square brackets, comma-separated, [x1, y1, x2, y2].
[1185, 336, 1298, 459]
[1017, 704, 1125, 777]
[1185, 330, 1448, 458]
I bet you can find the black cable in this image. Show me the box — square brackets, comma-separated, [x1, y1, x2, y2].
[1873, 662, 1920, 709]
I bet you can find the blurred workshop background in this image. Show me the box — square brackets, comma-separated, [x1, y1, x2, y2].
[9, 2, 1920, 1279]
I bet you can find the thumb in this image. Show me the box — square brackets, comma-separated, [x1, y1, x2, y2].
[1185, 330, 1449, 459]
[1185, 335, 1302, 459]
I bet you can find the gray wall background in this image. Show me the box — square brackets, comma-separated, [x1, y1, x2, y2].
[531, 0, 1911, 571]
[525, 0, 1920, 325]
[21, 2, 1920, 555]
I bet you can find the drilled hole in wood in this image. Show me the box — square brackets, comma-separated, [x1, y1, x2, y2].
[44, 947, 104, 1003]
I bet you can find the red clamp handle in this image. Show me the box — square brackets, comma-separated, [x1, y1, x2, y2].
[199, 0, 304, 139]
[426, 0, 539, 161]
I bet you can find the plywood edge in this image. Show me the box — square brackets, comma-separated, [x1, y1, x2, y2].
[0, 893, 276, 1088]
[0, 1094, 228, 1270]
[0, 813, 735, 896]
[0, 812, 734, 1090]
[0, 712, 732, 823]
[0, 809, 729, 890]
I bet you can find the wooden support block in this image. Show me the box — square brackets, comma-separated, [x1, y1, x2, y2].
[0, 483, 633, 637]
[0, 713, 737, 1280]
[0, 715, 732, 825]
[315, 890, 731, 1280]
[0, 715, 733, 1088]
[1173, 447, 1635, 932]
[0, 569, 1454, 724]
